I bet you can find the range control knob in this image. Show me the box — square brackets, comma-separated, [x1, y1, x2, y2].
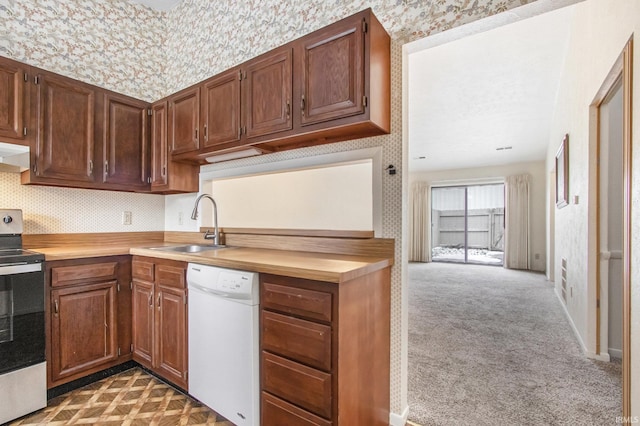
[3, 216, 13, 224]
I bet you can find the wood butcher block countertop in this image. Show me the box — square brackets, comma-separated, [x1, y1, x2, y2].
[27, 231, 394, 283]
[130, 246, 392, 283]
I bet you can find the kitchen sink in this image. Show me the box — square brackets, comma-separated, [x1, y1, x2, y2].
[148, 244, 229, 253]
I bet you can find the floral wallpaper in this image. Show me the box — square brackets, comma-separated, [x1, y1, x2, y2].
[0, 0, 536, 101]
[163, 0, 536, 96]
[0, 0, 166, 101]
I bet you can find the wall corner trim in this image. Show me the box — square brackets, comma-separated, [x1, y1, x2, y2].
[390, 405, 410, 426]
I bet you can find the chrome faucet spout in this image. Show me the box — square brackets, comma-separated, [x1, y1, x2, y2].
[191, 194, 221, 246]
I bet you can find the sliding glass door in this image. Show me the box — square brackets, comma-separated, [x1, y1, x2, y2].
[431, 184, 504, 266]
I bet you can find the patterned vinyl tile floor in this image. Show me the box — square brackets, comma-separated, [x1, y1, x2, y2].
[9, 368, 233, 426]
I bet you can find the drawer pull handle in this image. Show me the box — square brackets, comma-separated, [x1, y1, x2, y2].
[54, 300, 59, 315]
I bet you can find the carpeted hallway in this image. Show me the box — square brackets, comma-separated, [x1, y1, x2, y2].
[408, 262, 621, 426]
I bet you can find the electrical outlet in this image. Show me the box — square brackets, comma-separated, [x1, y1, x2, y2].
[122, 211, 132, 225]
[535, 253, 540, 260]
[178, 212, 184, 225]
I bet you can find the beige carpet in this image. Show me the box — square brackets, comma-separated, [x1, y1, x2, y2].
[408, 262, 621, 426]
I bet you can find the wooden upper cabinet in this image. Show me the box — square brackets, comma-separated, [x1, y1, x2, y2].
[244, 48, 292, 139]
[150, 101, 168, 187]
[201, 69, 241, 149]
[0, 57, 28, 144]
[34, 71, 96, 182]
[150, 99, 198, 194]
[102, 93, 149, 188]
[300, 17, 364, 126]
[171, 8, 389, 163]
[168, 87, 200, 154]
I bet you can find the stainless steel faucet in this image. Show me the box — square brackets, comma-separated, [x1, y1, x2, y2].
[191, 194, 222, 246]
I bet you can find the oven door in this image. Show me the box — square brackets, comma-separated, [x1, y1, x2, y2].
[0, 262, 45, 375]
[0, 261, 46, 425]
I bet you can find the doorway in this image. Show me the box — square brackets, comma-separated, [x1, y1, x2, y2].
[597, 77, 623, 362]
[591, 37, 633, 417]
[430, 183, 504, 266]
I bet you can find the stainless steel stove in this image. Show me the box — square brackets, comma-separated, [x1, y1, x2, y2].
[0, 209, 46, 424]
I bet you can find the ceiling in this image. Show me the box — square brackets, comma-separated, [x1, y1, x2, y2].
[408, 5, 575, 173]
[128, 0, 182, 11]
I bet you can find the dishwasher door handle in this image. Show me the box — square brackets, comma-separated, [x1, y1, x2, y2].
[189, 283, 229, 298]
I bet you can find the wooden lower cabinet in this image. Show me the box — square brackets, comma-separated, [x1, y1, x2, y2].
[132, 256, 188, 390]
[260, 268, 390, 426]
[262, 392, 332, 426]
[46, 256, 132, 388]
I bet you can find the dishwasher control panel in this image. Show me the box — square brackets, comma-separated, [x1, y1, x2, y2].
[217, 271, 252, 294]
[187, 263, 259, 304]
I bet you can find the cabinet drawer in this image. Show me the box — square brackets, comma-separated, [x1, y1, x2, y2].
[52, 262, 118, 287]
[132, 259, 154, 281]
[156, 264, 185, 289]
[262, 392, 332, 426]
[262, 352, 331, 419]
[262, 311, 331, 371]
[262, 282, 332, 323]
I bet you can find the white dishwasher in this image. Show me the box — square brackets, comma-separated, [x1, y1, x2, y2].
[187, 263, 260, 426]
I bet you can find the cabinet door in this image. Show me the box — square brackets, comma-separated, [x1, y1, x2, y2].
[150, 101, 168, 187]
[50, 281, 117, 382]
[299, 17, 365, 126]
[155, 284, 188, 389]
[103, 93, 149, 188]
[150, 101, 199, 193]
[168, 87, 200, 154]
[202, 69, 241, 148]
[34, 72, 95, 182]
[0, 57, 28, 143]
[132, 279, 154, 368]
[244, 48, 292, 139]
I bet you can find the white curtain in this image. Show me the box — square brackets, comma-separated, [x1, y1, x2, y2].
[504, 174, 530, 270]
[409, 181, 431, 262]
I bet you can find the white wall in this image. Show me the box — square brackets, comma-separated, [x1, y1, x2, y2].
[411, 160, 546, 272]
[209, 162, 373, 231]
[544, 0, 640, 411]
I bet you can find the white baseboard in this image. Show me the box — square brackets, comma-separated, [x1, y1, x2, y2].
[554, 288, 588, 354]
[587, 351, 611, 362]
[389, 405, 409, 426]
[609, 348, 623, 359]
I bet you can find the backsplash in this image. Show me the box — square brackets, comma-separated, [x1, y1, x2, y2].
[0, 172, 165, 234]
